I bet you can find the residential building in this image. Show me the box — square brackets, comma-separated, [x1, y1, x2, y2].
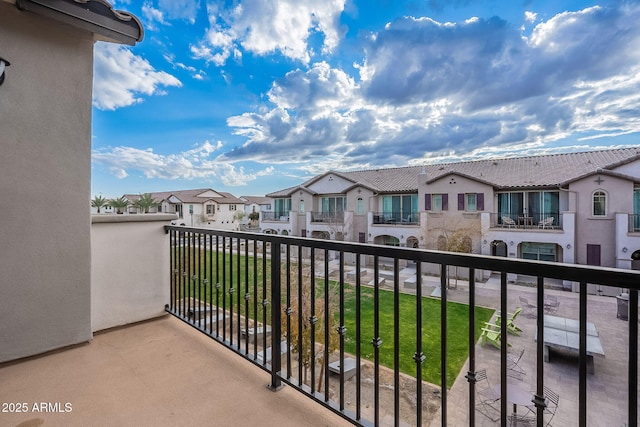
[262, 148, 640, 291]
[124, 188, 246, 230]
[0, 0, 143, 363]
[239, 195, 274, 229]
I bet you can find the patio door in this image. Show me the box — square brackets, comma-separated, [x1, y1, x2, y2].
[586, 244, 604, 295]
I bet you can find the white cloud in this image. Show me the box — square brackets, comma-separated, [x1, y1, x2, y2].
[220, 4, 640, 168]
[192, 0, 347, 65]
[142, 2, 167, 30]
[93, 142, 274, 186]
[524, 11, 537, 23]
[93, 43, 182, 110]
[158, 0, 200, 24]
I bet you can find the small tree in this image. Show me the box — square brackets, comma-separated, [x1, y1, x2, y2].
[248, 211, 260, 224]
[108, 196, 129, 214]
[284, 260, 340, 390]
[132, 193, 160, 213]
[91, 195, 108, 213]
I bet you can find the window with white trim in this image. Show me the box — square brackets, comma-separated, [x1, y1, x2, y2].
[592, 191, 606, 216]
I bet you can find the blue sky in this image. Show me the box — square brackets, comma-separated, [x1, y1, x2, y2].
[91, 0, 640, 198]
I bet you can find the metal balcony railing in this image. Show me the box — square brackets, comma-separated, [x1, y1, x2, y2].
[372, 212, 419, 225]
[629, 214, 640, 233]
[262, 211, 290, 222]
[310, 211, 345, 224]
[165, 225, 638, 427]
[491, 212, 563, 230]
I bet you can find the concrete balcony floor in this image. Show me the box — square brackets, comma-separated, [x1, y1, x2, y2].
[0, 315, 351, 427]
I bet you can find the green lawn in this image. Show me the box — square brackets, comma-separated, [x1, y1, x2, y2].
[340, 284, 494, 387]
[172, 248, 493, 387]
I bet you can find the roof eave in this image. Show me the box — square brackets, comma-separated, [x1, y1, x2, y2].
[17, 0, 143, 45]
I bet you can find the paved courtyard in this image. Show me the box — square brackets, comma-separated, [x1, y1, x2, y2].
[419, 273, 637, 427]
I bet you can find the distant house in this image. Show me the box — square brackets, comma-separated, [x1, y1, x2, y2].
[263, 147, 640, 292]
[124, 189, 245, 229]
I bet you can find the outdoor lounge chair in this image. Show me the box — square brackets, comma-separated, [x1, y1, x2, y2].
[496, 307, 523, 336]
[475, 369, 501, 422]
[480, 323, 503, 349]
[508, 413, 536, 426]
[502, 216, 516, 228]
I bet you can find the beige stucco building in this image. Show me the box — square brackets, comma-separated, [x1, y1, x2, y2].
[263, 148, 640, 292]
[0, 0, 143, 363]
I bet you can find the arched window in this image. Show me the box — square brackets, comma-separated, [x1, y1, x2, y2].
[356, 197, 364, 215]
[592, 190, 606, 216]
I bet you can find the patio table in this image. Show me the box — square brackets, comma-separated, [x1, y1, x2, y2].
[490, 382, 533, 415]
[536, 315, 604, 374]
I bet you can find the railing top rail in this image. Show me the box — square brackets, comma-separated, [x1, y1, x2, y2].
[165, 225, 640, 289]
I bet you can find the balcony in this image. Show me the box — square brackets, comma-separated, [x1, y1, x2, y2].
[629, 214, 640, 233]
[2, 222, 638, 427]
[372, 212, 419, 226]
[489, 213, 564, 230]
[310, 211, 345, 224]
[262, 211, 290, 222]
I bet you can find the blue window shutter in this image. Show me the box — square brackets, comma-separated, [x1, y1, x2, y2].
[425, 194, 431, 210]
[458, 193, 464, 210]
[477, 193, 485, 211]
[442, 194, 448, 211]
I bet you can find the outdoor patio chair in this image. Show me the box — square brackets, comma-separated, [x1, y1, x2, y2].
[527, 386, 559, 427]
[496, 307, 524, 336]
[519, 296, 537, 317]
[502, 216, 516, 228]
[537, 216, 555, 229]
[480, 323, 503, 349]
[475, 369, 500, 422]
[507, 346, 526, 379]
[544, 295, 560, 315]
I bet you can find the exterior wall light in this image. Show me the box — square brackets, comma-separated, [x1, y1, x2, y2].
[622, 247, 628, 253]
[566, 244, 572, 249]
[0, 57, 10, 86]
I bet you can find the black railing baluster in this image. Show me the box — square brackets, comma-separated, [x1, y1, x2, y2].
[229, 236, 234, 347]
[629, 288, 638, 427]
[285, 243, 292, 379]
[338, 250, 345, 411]
[269, 240, 282, 391]
[534, 277, 546, 427]
[310, 247, 317, 394]
[261, 242, 268, 359]
[466, 267, 476, 427]
[215, 235, 220, 337]
[323, 249, 330, 402]
[355, 251, 362, 422]
[236, 237, 242, 348]
[244, 238, 250, 356]
[440, 263, 447, 426]
[373, 254, 380, 427]
[500, 271, 507, 427]
[222, 236, 227, 342]
[393, 258, 400, 427]
[415, 261, 424, 427]
[579, 281, 587, 427]
[297, 244, 303, 387]
[253, 239, 258, 359]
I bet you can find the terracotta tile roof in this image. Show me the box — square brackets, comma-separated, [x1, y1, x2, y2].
[266, 147, 640, 197]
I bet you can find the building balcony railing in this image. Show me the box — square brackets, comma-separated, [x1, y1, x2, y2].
[310, 211, 344, 224]
[372, 212, 419, 225]
[262, 211, 290, 222]
[490, 212, 563, 230]
[628, 214, 640, 233]
[165, 225, 638, 427]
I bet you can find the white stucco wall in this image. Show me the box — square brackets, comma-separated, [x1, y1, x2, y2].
[91, 214, 175, 332]
[0, 4, 95, 362]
